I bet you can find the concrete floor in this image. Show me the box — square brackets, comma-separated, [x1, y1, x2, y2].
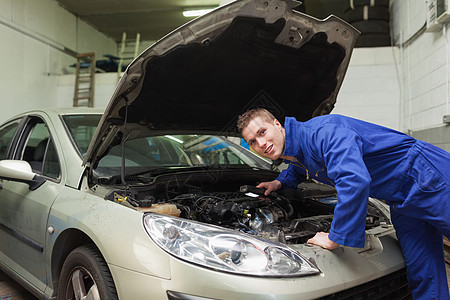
[0, 270, 35, 300]
[1, 263, 450, 299]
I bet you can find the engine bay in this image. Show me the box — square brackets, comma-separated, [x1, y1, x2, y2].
[104, 170, 390, 245]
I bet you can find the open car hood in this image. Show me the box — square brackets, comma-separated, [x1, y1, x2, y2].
[84, 0, 359, 167]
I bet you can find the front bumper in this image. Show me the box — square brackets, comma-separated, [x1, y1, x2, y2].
[166, 268, 411, 300]
[109, 233, 407, 299]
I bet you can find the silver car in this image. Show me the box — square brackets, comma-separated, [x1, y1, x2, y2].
[0, 0, 410, 299]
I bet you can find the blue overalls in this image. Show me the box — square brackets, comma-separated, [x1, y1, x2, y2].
[276, 115, 450, 299]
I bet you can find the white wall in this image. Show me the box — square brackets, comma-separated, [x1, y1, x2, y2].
[391, 0, 450, 132]
[0, 0, 117, 122]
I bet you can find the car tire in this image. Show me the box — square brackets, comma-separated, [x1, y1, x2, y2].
[57, 245, 118, 300]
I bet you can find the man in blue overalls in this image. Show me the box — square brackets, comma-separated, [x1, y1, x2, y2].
[238, 108, 450, 299]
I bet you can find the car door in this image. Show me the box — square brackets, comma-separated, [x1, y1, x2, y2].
[0, 115, 64, 292]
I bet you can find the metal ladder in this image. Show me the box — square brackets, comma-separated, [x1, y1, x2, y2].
[73, 52, 95, 107]
[117, 32, 141, 78]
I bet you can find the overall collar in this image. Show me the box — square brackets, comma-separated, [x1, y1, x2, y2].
[281, 117, 300, 159]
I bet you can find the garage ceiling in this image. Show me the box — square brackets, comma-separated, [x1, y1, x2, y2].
[55, 0, 348, 42]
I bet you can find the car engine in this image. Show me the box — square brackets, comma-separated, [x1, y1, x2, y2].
[169, 190, 332, 244]
[165, 189, 388, 244]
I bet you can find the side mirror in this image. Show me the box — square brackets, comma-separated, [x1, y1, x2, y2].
[0, 160, 46, 191]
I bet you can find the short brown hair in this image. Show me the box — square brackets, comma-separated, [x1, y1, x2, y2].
[237, 108, 276, 133]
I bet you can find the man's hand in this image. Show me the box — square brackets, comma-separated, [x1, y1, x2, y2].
[307, 232, 340, 250]
[256, 180, 282, 196]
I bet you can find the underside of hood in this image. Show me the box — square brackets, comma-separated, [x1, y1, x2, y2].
[126, 17, 346, 130]
[84, 0, 359, 167]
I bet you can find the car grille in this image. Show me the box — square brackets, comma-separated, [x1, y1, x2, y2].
[318, 268, 412, 300]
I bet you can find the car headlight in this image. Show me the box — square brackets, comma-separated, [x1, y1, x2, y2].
[143, 213, 320, 277]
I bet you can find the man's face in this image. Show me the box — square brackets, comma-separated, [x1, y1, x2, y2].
[241, 116, 285, 160]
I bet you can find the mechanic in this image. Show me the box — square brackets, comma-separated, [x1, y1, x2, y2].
[237, 108, 450, 300]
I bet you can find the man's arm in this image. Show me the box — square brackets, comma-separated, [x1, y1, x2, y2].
[311, 124, 372, 248]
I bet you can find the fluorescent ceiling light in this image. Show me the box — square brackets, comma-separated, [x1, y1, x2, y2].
[183, 8, 214, 17]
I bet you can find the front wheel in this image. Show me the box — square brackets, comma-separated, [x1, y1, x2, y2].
[57, 244, 118, 300]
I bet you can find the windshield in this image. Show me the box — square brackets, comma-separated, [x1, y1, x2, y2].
[62, 114, 101, 157]
[95, 135, 270, 177]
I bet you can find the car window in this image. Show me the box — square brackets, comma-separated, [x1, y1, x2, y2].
[95, 134, 270, 176]
[97, 136, 184, 168]
[21, 119, 61, 179]
[0, 119, 21, 160]
[183, 136, 248, 165]
[62, 114, 101, 157]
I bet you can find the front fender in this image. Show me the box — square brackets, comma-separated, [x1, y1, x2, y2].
[47, 187, 171, 281]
